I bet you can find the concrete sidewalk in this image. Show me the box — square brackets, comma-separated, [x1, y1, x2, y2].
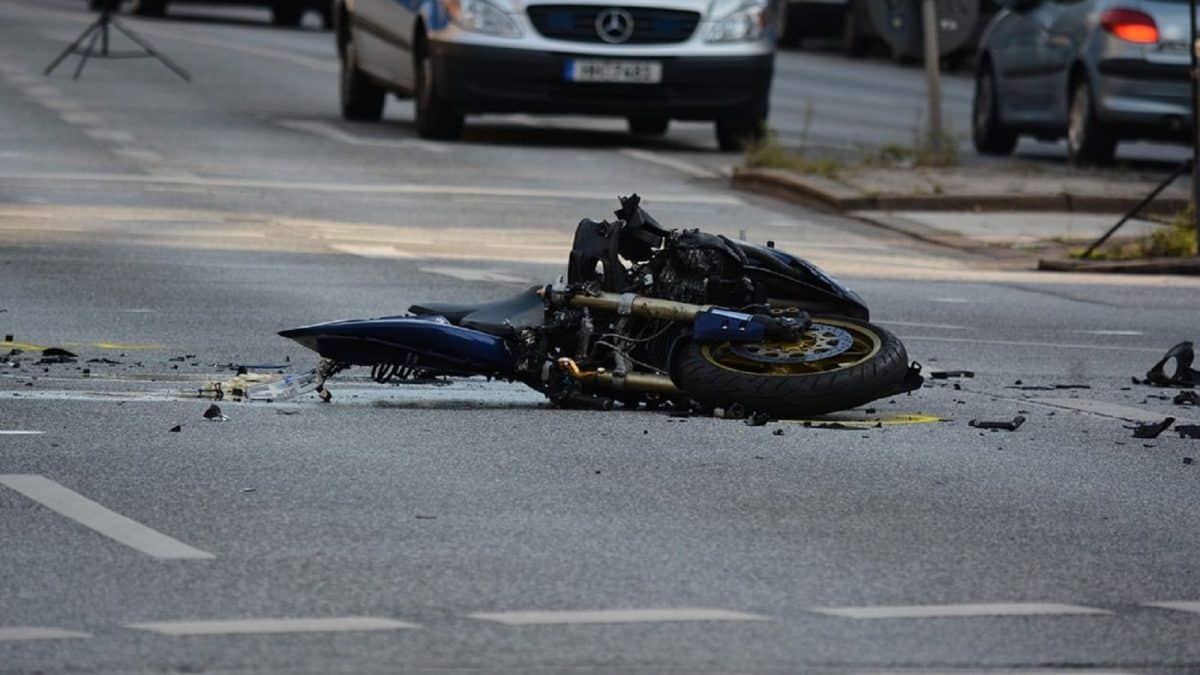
[733, 163, 1197, 271]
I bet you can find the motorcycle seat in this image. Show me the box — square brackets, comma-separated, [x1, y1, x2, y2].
[409, 286, 545, 336]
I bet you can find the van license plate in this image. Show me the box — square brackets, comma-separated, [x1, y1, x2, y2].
[566, 60, 662, 84]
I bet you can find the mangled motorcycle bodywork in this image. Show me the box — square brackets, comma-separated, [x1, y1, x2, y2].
[281, 196, 922, 416]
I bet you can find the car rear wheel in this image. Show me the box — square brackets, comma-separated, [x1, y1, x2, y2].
[272, 3, 304, 26]
[414, 43, 464, 140]
[715, 115, 765, 152]
[339, 30, 385, 122]
[1067, 77, 1116, 165]
[628, 116, 669, 136]
[972, 64, 1017, 156]
[842, 0, 869, 58]
[129, 0, 166, 17]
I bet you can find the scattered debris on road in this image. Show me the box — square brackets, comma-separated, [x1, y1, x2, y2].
[929, 370, 974, 380]
[202, 404, 229, 421]
[1136, 342, 1198, 387]
[1007, 384, 1091, 391]
[1127, 417, 1175, 439]
[745, 412, 771, 426]
[772, 428, 785, 436]
[969, 416, 1026, 431]
[1177, 425, 1200, 439]
[168, 425, 182, 433]
[199, 371, 319, 402]
[35, 347, 77, 365]
[1174, 391, 1200, 406]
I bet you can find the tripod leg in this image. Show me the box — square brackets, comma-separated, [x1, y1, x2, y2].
[73, 26, 103, 81]
[44, 22, 99, 76]
[109, 19, 191, 82]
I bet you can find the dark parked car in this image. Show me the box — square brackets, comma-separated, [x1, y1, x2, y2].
[91, 0, 332, 27]
[973, 0, 1192, 163]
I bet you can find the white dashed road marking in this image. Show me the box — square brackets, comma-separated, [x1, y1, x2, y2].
[875, 320, 969, 331]
[0, 430, 44, 435]
[125, 617, 418, 636]
[1031, 398, 1199, 424]
[467, 608, 769, 625]
[277, 119, 449, 153]
[0, 627, 91, 642]
[619, 148, 718, 180]
[419, 266, 529, 284]
[1076, 329, 1144, 336]
[1144, 601, 1200, 614]
[58, 111, 103, 126]
[0, 474, 215, 560]
[84, 129, 136, 143]
[905, 335, 1164, 353]
[810, 603, 1111, 619]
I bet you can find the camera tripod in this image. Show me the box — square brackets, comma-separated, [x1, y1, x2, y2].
[44, 6, 190, 82]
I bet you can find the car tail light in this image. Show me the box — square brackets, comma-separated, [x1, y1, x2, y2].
[1100, 8, 1159, 44]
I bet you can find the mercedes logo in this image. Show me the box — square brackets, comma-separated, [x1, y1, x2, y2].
[595, 8, 634, 44]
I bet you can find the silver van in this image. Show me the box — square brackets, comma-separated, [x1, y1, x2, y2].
[334, 0, 779, 149]
[972, 0, 1192, 163]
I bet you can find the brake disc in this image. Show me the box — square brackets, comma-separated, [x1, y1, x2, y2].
[729, 322, 855, 364]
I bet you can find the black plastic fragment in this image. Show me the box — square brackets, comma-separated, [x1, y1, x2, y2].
[930, 370, 974, 380]
[772, 428, 785, 436]
[35, 347, 78, 365]
[1177, 424, 1200, 439]
[202, 404, 224, 420]
[1141, 342, 1199, 388]
[968, 416, 1026, 431]
[1127, 417, 1175, 439]
[1174, 391, 1200, 406]
[802, 421, 852, 430]
[168, 425, 182, 433]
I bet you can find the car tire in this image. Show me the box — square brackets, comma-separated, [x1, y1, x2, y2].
[319, 5, 334, 29]
[972, 64, 1017, 156]
[129, 0, 166, 17]
[340, 30, 385, 122]
[628, 116, 669, 136]
[414, 42, 464, 140]
[842, 0, 868, 58]
[715, 108, 766, 152]
[1067, 77, 1116, 165]
[272, 3, 304, 26]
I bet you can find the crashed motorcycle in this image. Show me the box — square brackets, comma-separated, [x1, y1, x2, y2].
[280, 195, 922, 417]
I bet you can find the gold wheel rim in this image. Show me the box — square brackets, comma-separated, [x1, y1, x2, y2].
[701, 318, 882, 376]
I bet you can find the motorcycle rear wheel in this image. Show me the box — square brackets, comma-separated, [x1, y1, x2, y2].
[671, 317, 912, 418]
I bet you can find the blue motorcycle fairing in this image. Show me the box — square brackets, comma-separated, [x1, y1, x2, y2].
[278, 315, 513, 373]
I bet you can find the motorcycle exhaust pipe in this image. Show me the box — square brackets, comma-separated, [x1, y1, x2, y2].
[561, 291, 709, 322]
[556, 357, 680, 395]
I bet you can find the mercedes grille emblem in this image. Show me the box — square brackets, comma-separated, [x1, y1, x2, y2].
[595, 8, 635, 44]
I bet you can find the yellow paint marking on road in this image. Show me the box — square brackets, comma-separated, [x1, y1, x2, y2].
[87, 342, 163, 351]
[780, 413, 943, 427]
[1, 341, 47, 352]
[1, 341, 162, 352]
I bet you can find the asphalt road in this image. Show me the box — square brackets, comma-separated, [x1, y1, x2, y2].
[2, 3, 1200, 674]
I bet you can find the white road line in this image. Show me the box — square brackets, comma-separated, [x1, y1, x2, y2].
[1144, 601, 1200, 614]
[21, 84, 60, 98]
[1076, 330, 1145, 336]
[277, 119, 449, 153]
[467, 608, 769, 625]
[111, 147, 164, 163]
[811, 603, 1111, 619]
[59, 111, 104, 126]
[619, 149, 719, 179]
[0, 474, 215, 560]
[84, 129, 136, 143]
[419, 266, 529, 284]
[0, 172, 742, 205]
[1030, 398, 1197, 424]
[125, 617, 418, 635]
[875, 320, 969, 331]
[328, 243, 414, 259]
[929, 297, 970, 304]
[904, 335, 1164, 353]
[37, 98, 81, 112]
[0, 627, 92, 642]
[0, 430, 44, 435]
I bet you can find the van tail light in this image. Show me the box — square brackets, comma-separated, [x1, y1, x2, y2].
[1100, 8, 1159, 44]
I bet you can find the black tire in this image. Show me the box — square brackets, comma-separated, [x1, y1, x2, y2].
[628, 116, 669, 136]
[715, 115, 765, 152]
[841, 1, 868, 58]
[340, 29, 385, 122]
[777, 0, 801, 48]
[129, 0, 166, 17]
[272, 3, 304, 26]
[414, 41, 464, 140]
[671, 317, 915, 418]
[319, 5, 334, 29]
[972, 63, 1017, 156]
[1067, 77, 1116, 165]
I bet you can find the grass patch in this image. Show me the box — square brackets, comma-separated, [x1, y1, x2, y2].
[744, 131, 841, 179]
[1074, 204, 1199, 260]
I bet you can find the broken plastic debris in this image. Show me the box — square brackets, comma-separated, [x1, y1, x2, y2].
[1177, 424, 1200, 439]
[968, 416, 1026, 431]
[168, 425, 182, 433]
[929, 370, 974, 379]
[202, 404, 229, 422]
[35, 347, 77, 365]
[1139, 342, 1199, 387]
[1174, 391, 1200, 406]
[199, 371, 319, 402]
[1127, 417, 1174, 439]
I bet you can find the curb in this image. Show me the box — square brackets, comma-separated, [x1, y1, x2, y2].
[1037, 257, 1200, 275]
[731, 167, 1189, 214]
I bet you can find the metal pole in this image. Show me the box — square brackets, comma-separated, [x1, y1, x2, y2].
[1191, 0, 1199, 249]
[921, 0, 943, 154]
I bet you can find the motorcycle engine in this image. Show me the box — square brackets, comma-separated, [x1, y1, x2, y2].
[648, 230, 759, 307]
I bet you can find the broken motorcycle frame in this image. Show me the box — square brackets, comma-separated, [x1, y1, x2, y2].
[280, 196, 923, 416]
